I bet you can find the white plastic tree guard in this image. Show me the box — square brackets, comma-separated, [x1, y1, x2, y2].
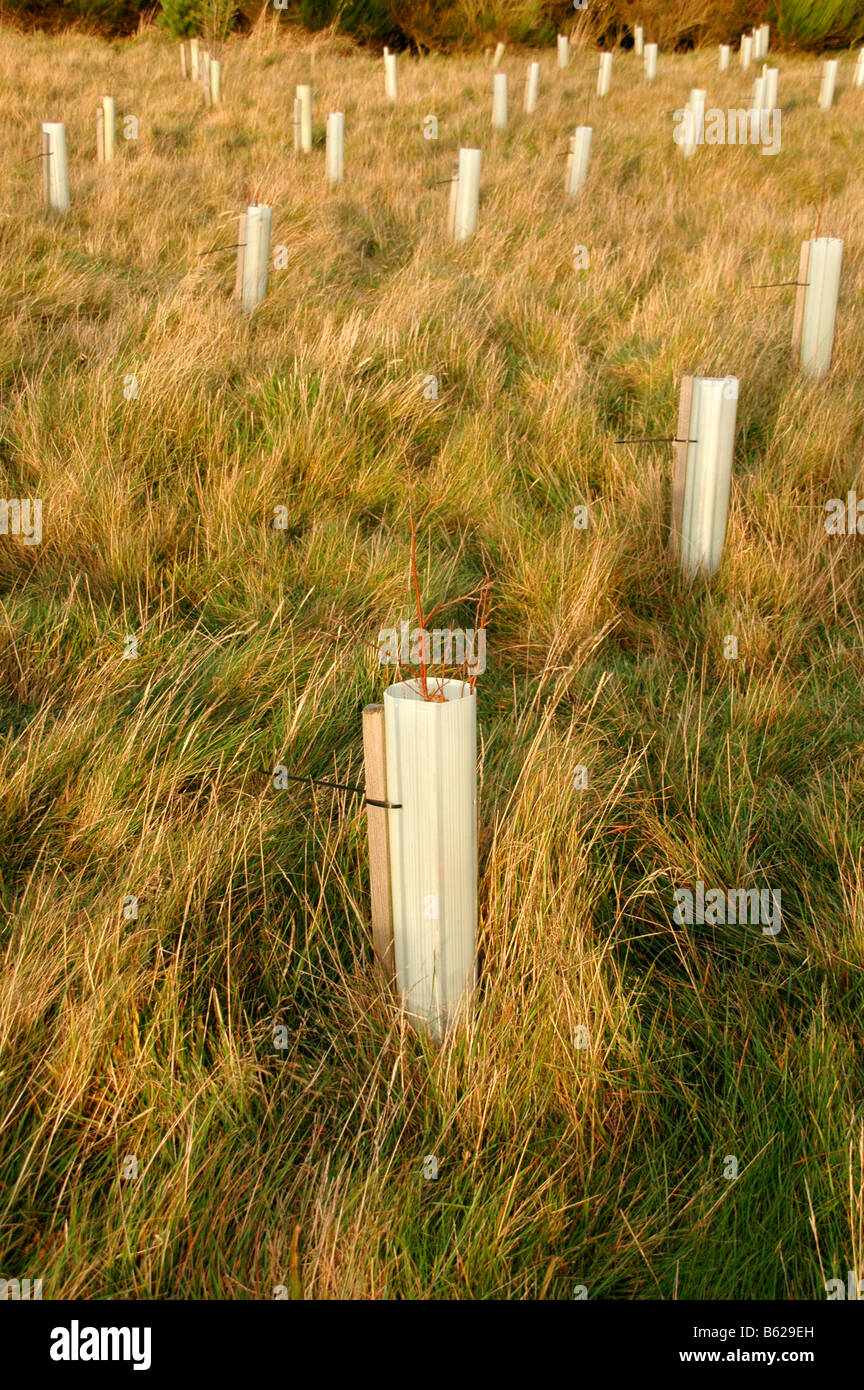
[211, 59, 222, 106]
[566, 125, 592, 196]
[751, 74, 764, 115]
[635, 25, 644, 56]
[453, 147, 481, 243]
[644, 43, 657, 81]
[682, 88, 706, 158]
[854, 50, 864, 87]
[383, 679, 477, 1041]
[493, 42, 505, 67]
[236, 204, 272, 314]
[492, 71, 507, 130]
[796, 237, 843, 378]
[525, 60, 540, 114]
[754, 25, 769, 58]
[597, 51, 613, 96]
[673, 375, 739, 578]
[326, 111, 344, 184]
[719, 44, 730, 72]
[384, 50, 398, 100]
[295, 85, 312, 152]
[180, 42, 187, 79]
[190, 36, 200, 80]
[97, 96, 115, 163]
[762, 66, 778, 112]
[41, 122, 70, 212]
[202, 51, 211, 104]
[557, 34, 569, 68]
[819, 59, 838, 110]
[740, 34, 752, 69]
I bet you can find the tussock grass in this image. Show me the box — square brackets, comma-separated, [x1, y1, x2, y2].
[1, 25, 863, 1299]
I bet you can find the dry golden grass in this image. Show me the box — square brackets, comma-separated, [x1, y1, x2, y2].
[0, 22, 863, 1299]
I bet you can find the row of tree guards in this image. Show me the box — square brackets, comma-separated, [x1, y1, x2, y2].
[32, 30, 851, 1039]
[377, 40, 855, 111]
[38, 33, 863, 212]
[179, 36, 222, 105]
[173, 20, 864, 109]
[171, 20, 863, 116]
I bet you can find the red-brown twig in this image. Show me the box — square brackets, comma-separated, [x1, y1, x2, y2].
[408, 500, 432, 699]
[406, 501, 491, 701]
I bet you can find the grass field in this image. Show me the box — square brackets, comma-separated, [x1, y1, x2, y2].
[1, 20, 863, 1300]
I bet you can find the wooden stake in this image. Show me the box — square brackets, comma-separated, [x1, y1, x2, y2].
[99, 97, 116, 162]
[446, 156, 459, 239]
[363, 704, 394, 978]
[791, 240, 810, 356]
[669, 371, 694, 557]
[235, 212, 246, 301]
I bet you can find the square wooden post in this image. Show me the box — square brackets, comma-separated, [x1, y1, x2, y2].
[362, 704, 394, 979]
[669, 372, 694, 558]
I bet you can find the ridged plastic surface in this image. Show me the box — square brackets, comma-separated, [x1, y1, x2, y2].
[326, 113, 344, 185]
[42, 123, 70, 212]
[680, 377, 738, 577]
[493, 73, 507, 130]
[242, 205, 271, 314]
[568, 126, 592, 196]
[801, 238, 843, 378]
[384, 679, 477, 1040]
[454, 148, 481, 243]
